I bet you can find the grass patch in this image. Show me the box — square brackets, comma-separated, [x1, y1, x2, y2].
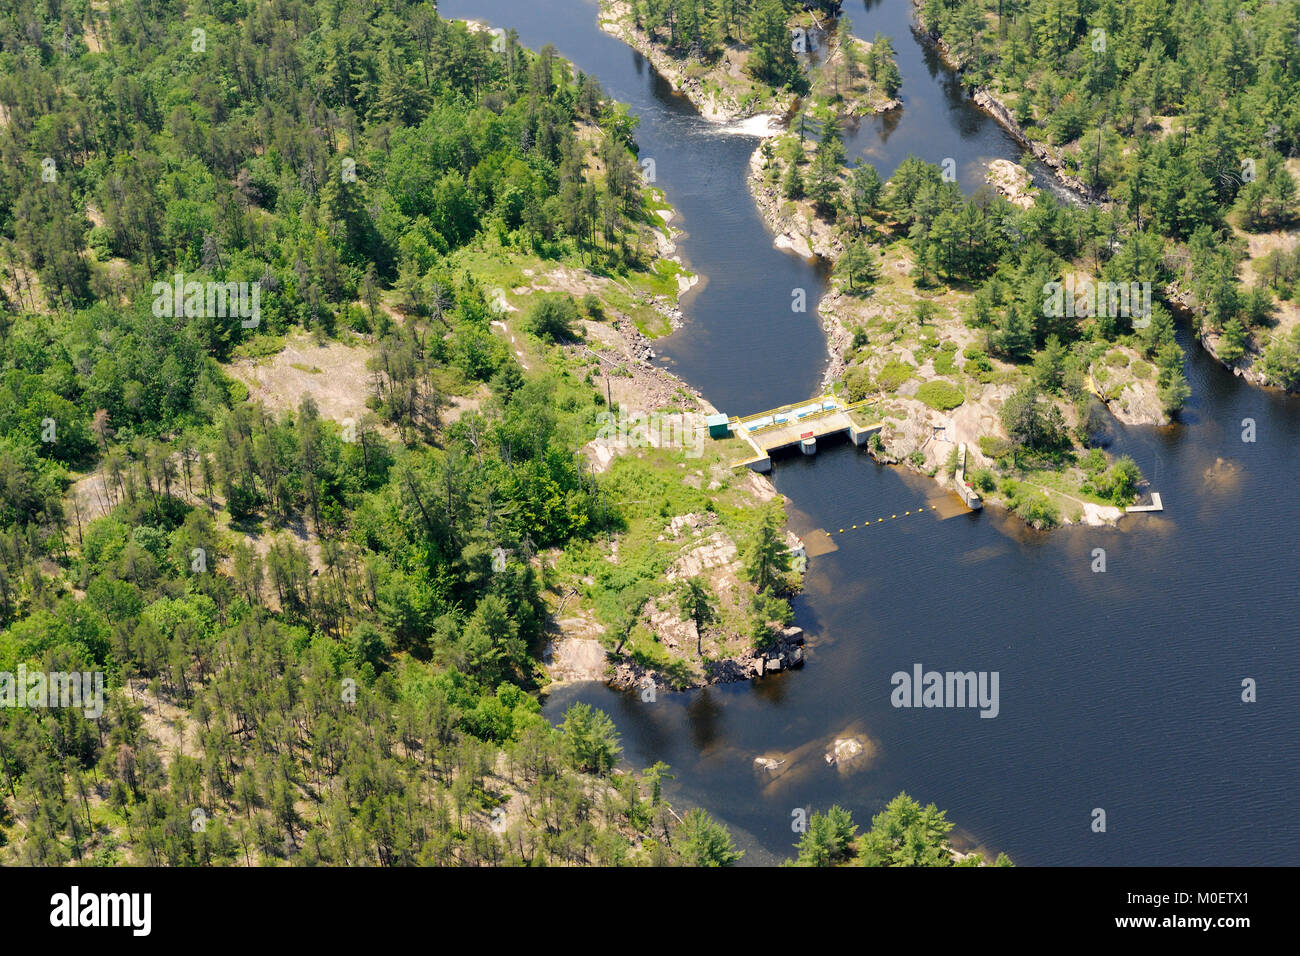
[1103, 349, 1130, 368]
[231, 331, 287, 360]
[1019, 467, 1115, 507]
[979, 435, 1014, 459]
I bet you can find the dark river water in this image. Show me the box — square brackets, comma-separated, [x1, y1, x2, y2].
[442, 0, 1299, 866]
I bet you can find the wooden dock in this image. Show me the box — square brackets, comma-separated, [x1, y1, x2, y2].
[723, 396, 883, 472]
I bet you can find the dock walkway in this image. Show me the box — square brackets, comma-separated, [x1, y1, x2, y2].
[1126, 492, 1164, 513]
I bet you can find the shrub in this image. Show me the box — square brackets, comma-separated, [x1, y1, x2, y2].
[944, 446, 959, 475]
[1012, 491, 1059, 529]
[454, 324, 508, 379]
[527, 294, 579, 342]
[979, 435, 1014, 459]
[963, 347, 993, 375]
[783, 163, 805, 199]
[914, 301, 940, 325]
[845, 365, 874, 402]
[1081, 448, 1107, 476]
[1217, 319, 1246, 364]
[1093, 455, 1142, 505]
[582, 293, 605, 321]
[227, 483, 264, 520]
[916, 380, 964, 410]
[88, 225, 113, 260]
[875, 360, 914, 391]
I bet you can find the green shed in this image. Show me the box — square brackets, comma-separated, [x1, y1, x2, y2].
[705, 413, 731, 439]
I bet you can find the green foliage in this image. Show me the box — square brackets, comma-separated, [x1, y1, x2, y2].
[933, 342, 958, 375]
[560, 702, 623, 775]
[835, 236, 879, 292]
[843, 162, 883, 233]
[1007, 487, 1061, 530]
[582, 293, 606, 321]
[527, 294, 580, 342]
[639, 0, 807, 92]
[963, 346, 994, 374]
[678, 577, 718, 658]
[1031, 335, 1067, 392]
[747, 0, 805, 90]
[1235, 153, 1299, 232]
[915, 380, 965, 411]
[0, 4, 743, 868]
[782, 162, 805, 200]
[1081, 448, 1108, 477]
[792, 805, 859, 866]
[874, 360, 914, 392]
[1155, 343, 1191, 413]
[969, 468, 997, 493]
[1091, 455, 1143, 506]
[856, 793, 956, 867]
[1260, 326, 1300, 390]
[749, 587, 793, 653]
[784, 792, 1010, 867]
[979, 435, 1014, 460]
[677, 808, 744, 866]
[863, 33, 902, 97]
[742, 505, 793, 596]
[1000, 384, 1068, 461]
[943, 445, 960, 476]
[918, 0, 1300, 363]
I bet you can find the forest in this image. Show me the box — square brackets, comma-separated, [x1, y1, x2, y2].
[726, 0, 1295, 527]
[788, 793, 1013, 867]
[0, 0, 1011, 867]
[759, 103, 1194, 525]
[0, 0, 754, 866]
[917, 0, 1300, 387]
[631, 0, 806, 88]
[842, 150, 1197, 416]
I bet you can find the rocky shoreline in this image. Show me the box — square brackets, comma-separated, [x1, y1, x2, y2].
[967, 86, 1102, 202]
[549, 297, 803, 691]
[1165, 280, 1286, 390]
[742, 142, 888, 403]
[544, 182, 804, 696]
[908, 9, 1101, 204]
[598, 1, 794, 124]
[607, 625, 808, 693]
[912, 7, 1300, 392]
[743, 137, 1162, 522]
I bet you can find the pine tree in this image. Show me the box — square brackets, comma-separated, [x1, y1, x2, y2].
[676, 808, 743, 866]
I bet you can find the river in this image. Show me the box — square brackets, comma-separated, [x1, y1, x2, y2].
[441, 0, 1299, 866]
